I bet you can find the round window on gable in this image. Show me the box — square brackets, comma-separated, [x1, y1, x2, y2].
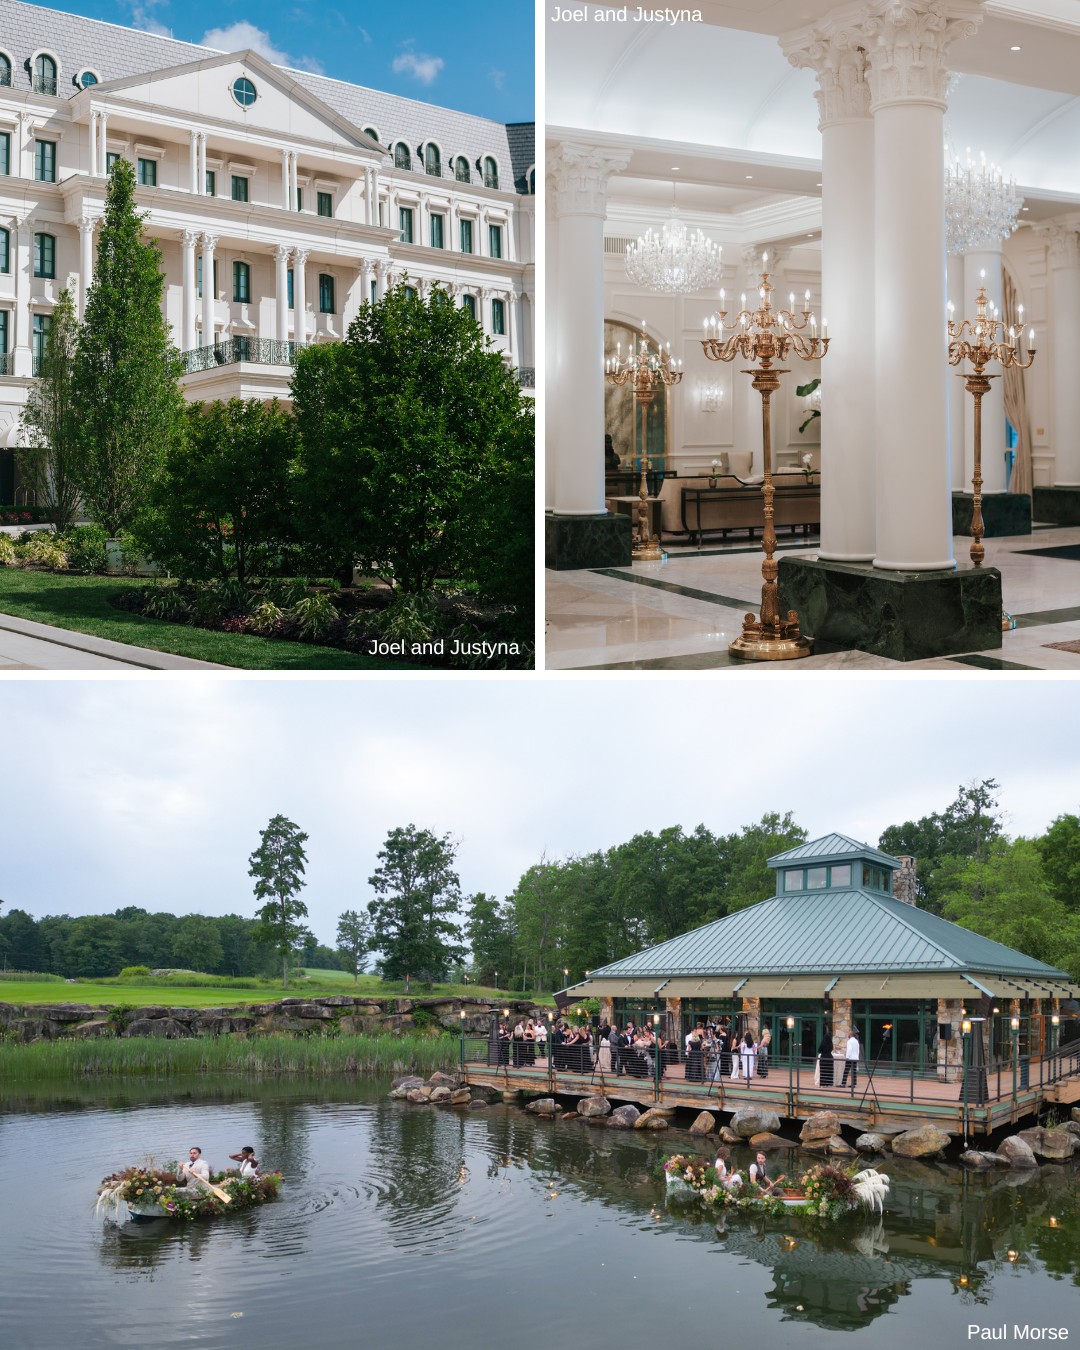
[232, 76, 257, 108]
[75, 68, 98, 89]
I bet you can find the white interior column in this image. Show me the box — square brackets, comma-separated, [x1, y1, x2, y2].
[76, 217, 93, 319]
[947, 252, 966, 490]
[1041, 222, 1080, 485]
[963, 246, 1008, 493]
[865, 1, 982, 570]
[200, 232, 217, 349]
[785, 30, 876, 560]
[294, 247, 308, 342]
[181, 229, 198, 351]
[547, 142, 630, 516]
[274, 244, 291, 344]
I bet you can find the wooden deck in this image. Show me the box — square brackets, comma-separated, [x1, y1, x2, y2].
[465, 1054, 1079, 1137]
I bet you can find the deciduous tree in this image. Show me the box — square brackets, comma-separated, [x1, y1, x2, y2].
[367, 824, 465, 983]
[249, 814, 311, 988]
[336, 908, 372, 982]
[20, 288, 81, 532]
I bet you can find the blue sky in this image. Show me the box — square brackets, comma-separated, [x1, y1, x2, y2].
[47, 0, 535, 122]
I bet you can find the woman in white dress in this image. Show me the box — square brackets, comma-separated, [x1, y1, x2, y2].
[739, 1032, 757, 1081]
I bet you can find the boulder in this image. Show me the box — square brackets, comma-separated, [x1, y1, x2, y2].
[292, 1004, 334, 1020]
[608, 1105, 641, 1130]
[73, 1019, 115, 1038]
[730, 1107, 780, 1138]
[194, 1014, 255, 1036]
[800, 1111, 840, 1143]
[718, 1126, 741, 1145]
[634, 1109, 669, 1130]
[996, 1135, 1039, 1169]
[827, 1137, 858, 1157]
[1016, 1127, 1076, 1161]
[391, 1074, 425, 1091]
[468, 1099, 488, 1109]
[578, 1096, 611, 1119]
[316, 995, 357, 1007]
[526, 1098, 559, 1116]
[855, 1134, 889, 1153]
[890, 1126, 952, 1158]
[123, 1017, 191, 1039]
[470, 1085, 501, 1104]
[338, 1014, 384, 1035]
[405, 1088, 432, 1104]
[750, 1132, 796, 1149]
[428, 1071, 458, 1088]
[428, 1086, 452, 1104]
[1065, 1121, 1080, 1139]
[960, 1151, 1009, 1169]
[1072, 1107, 1080, 1125]
[450, 1089, 471, 1105]
[689, 1111, 717, 1137]
[33, 1003, 104, 1022]
[801, 1139, 830, 1154]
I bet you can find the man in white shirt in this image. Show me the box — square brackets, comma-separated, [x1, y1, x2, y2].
[840, 1031, 860, 1087]
[179, 1146, 211, 1188]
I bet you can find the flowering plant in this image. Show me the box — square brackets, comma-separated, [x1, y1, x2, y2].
[797, 1163, 856, 1220]
[97, 1163, 282, 1222]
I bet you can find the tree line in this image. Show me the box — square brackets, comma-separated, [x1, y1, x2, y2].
[3, 782, 1079, 987]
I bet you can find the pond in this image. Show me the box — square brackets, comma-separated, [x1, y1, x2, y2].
[3, 1076, 1078, 1349]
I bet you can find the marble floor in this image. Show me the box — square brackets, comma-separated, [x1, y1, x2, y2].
[545, 525, 1080, 671]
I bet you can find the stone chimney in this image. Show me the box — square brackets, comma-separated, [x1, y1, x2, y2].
[893, 856, 917, 906]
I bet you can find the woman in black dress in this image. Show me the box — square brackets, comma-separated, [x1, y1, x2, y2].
[818, 1029, 834, 1087]
[685, 1024, 705, 1083]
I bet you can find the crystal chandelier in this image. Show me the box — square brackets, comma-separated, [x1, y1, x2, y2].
[945, 150, 1023, 255]
[625, 191, 723, 293]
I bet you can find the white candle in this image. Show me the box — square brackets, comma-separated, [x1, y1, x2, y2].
[823, 317, 828, 338]
[762, 250, 768, 266]
[1029, 327, 1035, 348]
[740, 292, 746, 309]
[719, 288, 726, 310]
[789, 292, 795, 311]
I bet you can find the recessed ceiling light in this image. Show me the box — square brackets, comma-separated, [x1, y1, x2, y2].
[1010, 44, 1021, 51]
[745, 174, 753, 180]
[1022, 206, 1029, 211]
[671, 165, 680, 171]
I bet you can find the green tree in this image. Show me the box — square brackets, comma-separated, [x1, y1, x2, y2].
[1036, 813, 1080, 910]
[64, 915, 123, 977]
[20, 288, 82, 532]
[721, 811, 808, 913]
[464, 892, 514, 987]
[367, 824, 465, 983]
[136, 398, 298, 584]
[71, 157, 186, 535]
[880, 779, 1005, 913]
[171, 914, 224, 972]
[336, 908, 373, 982]
[249, 814, 312, 988]
[292, 284, 531, 594]
[0, 908, 42, 971]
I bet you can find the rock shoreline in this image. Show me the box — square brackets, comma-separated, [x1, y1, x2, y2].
[0, 995, 543, 1042]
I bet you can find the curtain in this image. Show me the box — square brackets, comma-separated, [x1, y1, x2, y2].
[1001, 265, 1033, 497]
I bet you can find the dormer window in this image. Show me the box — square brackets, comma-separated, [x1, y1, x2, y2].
[453, 156, 470, 183]
[482, 155, 499, 190]
[75, 69, 99, 88]
[363, 126, 380, 144]
[0, 53, 14, 87]
[31, 53, 58, 96]
[393, 142, 411, 171]
[423, 142, 441, 177]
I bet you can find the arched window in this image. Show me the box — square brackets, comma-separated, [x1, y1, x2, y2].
[0, 54, 12, 87]
[482, 156, 499, 190]
[232, 261, 251, 303]
[454, 156, 470, 184]
[393, 142, 411, 171]
[363, 126, 380, 144]
[461, 293, 476, 321]
[32, 53, 57, 95]
[424, 143, 441, 177]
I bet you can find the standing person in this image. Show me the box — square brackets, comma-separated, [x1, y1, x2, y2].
[511, 1019, 526, 1067]
[524, 1018, 536, 1066]
[598, 1023, 612, 1074]
[818, 1028, 835, 1087]
[740, 1031, 757, 1082]
[841, 1027, 861, 1087]
[718, 1022, 733, 1079]
[685, 1023, 705, 1083]
[179, 1146, 211, 1188]
[757, 1026, 772, 1078]
[535, 1017, 548, 1062]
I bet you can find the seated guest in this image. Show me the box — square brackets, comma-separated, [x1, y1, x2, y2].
[228, 1146, 261, 1179]
[179, 1146, 211, 1188]
[748, 1151, 782, 1194]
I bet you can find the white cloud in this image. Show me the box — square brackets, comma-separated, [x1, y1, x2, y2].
[392, 50, 445, 86]
[132, 2, 173, 38]
[489, 67, 507, 91]
[199, 21, 323, 73]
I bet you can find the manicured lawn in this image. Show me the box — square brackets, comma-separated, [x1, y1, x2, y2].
[0, 570, 411, 670]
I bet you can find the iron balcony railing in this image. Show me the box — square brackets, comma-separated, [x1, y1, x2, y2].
[516, 367, 535, 389]
[0, 352, 13, 376]
[32, 75, 57, 96]
[181, 338, 306, 373]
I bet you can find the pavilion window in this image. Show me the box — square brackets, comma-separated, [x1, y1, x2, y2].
[782, 868, 802, 891]
[805, 866, 827, 890]
[830, 863, 851, 887]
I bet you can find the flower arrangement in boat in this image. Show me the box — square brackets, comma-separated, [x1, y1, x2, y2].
[662, 1153, 878, 1221]
[96, 1162, 282, 1222]
[797, 1163, 858, 1220]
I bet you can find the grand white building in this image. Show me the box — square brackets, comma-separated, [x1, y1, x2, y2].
[0, 0, 534, 500]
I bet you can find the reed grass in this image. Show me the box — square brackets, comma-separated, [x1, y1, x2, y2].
[0, 1034, 458, 1082]
[0, 970, 66, 983]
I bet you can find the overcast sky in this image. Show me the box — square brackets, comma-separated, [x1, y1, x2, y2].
[3, 678, 1077, 944]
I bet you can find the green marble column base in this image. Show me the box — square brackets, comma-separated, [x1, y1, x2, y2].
[951, 492, 1031, 537]
[778, 557, 1002, 661]
[1033, 486, 1080, 526]
[545, 511, 632, 570]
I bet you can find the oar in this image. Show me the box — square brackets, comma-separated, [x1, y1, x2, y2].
[184, 1169, 232, 1204]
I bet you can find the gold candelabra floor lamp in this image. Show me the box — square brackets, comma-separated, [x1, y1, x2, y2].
[947, 279, 1035, 630]
[702, 256, 829, 660]
[604, 328, 682, 562]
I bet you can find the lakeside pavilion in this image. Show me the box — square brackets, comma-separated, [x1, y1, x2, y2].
[564, 834, 1078, 1081]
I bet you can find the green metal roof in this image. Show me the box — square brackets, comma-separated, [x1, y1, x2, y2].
[768, 833, 900, 870]
[587, 887, 1070, 981]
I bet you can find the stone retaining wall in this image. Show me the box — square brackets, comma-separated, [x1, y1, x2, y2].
[0, 995, 546, 1042]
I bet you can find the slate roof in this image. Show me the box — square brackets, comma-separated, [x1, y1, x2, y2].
[1, 0, 532, 190]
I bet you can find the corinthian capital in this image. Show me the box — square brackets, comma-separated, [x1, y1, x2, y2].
[1035, 221, 1080, 271]
[782, 25, 871, 127]
[548, 142, 631, 220]
[860, 0, 984, 111]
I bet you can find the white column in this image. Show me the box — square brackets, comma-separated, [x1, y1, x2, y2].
[365, 167, 376, 225]
[448, 199, 458, 252]
[98, 111, 108, 173]
[200, 232, 217, 349]
[77, 216, 94, 318]
[478, 287, 490, 337]
[198, 134, 207, 195]
[189, 131, 198, 193]
[181, 229, 198, 351]
[89, 111, 99, 178]
[477, 207, 488, 256]
[12, 216, 31, 378]
[294, 247, 308, 342]
[376, 260, 390, 299]
[548, 143, 631, 516]
[947, 252, 966, 490]
[281, 149, 291, 209]
[865, 0, 983, 571]
[290, 154, 299, 211]
[963, 247, 1008, 493]
[785, 30, 876, 560]
[1040, 222, 1080, 486]
[505, 293, 516, 359]
[274, 243, 291, 344]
